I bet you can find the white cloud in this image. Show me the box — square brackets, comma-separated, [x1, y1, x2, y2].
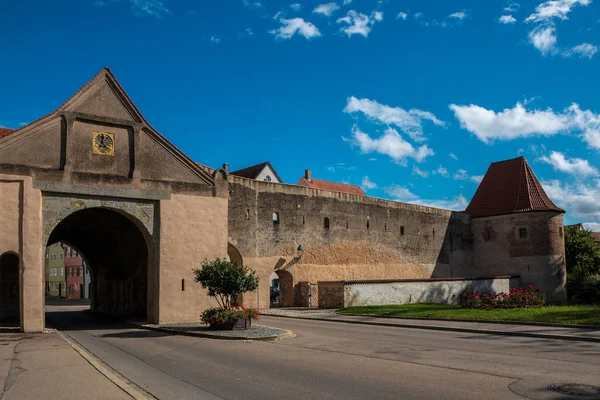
[525, 0, 590, 23]
[434, 165, 449, 177]
[449, 153, 459, 161]
[313, 2, 340, 16]
[344, 97, 445, 142]
[583, 222, 600, 231]
[210, 35, 221, 43]
[412, 166, 429, 178]
[499, 15, 517, 24]
[451, 101, 600, 148]
[452, 169, 484, 183]
[413, 195, 469, 211]
[343, 0, 352, 4]
[471, 175, 484, 184]
[449, 101, 571, 143]
[397, 12, 408, 20]
[504, 2, 520, 12]
[343, 126, 434, 165]
[568, 43, 598, 59]
[290, 3, 301, 11]
[529, 25, 558, 55]
[453, 169, 469, 180]
[525, 0, 595, 58]
[243, 0, 263, 9]
[543, 179, 600, 223]
[538, 151, 599, 176]
[337, 10, 383, 37]
[448, 11, 467, 20]
[384, 185, 418, 200]
[271, 18, 321, 40]
[95, 0, 171, 17]
[361, 176, 378, 190]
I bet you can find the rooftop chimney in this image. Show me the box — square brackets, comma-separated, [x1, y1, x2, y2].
[305, 169, 312, 182]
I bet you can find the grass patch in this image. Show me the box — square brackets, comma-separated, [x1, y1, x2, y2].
[339, 303, 600, 326]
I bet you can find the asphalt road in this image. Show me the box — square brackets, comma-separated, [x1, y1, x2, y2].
[45, 304, 600, 400]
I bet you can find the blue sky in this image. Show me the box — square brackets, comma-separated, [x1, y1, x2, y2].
[1, 0, 600, 229]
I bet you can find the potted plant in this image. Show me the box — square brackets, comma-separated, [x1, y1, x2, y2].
[194, 259, 260, 330]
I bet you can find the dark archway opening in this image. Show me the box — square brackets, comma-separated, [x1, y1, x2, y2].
[0, 253, 20, 326]
[46, 208, 151, 321]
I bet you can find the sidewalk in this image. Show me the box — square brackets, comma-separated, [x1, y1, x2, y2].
[0, 329, 134, 400]
[262, 308, 600, 343]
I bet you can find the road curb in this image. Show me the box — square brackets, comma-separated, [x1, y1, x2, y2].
[262, 314, 600, 343]
[55, 330, 152, 400]
[337, 312, 600, 330]
[130, 323, 296, 341]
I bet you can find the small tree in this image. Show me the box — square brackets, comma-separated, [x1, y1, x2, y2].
[565, 226, 600, 277]
[194, 259, 259, 309]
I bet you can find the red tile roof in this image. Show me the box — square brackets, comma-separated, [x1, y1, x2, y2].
[0, 128, 15, 140]
[591, 232, 600, 243]
[297, 177, 366, 196]
[465, 156, 564, 218]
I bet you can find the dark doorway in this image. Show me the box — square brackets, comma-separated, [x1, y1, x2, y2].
[46, 208, 151, 321]
[0, 253, 20, 324]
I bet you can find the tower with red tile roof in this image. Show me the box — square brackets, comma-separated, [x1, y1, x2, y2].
[465, 157, 567, 303]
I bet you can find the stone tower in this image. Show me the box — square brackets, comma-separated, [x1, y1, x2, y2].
[466, 156, 567, 303]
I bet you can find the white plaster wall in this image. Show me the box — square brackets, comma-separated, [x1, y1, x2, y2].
[344, 278, 517, 307]
[255, 166, 280, 183]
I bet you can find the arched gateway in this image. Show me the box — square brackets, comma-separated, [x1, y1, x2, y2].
[0, 68, 229, 332]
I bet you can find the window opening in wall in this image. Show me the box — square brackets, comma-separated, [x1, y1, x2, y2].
[433, 229, 435, 238]
[303, 216, 305, 225]
[367, 220, 370, 230]
[246, 209, 250, 220]
[273, 212, 280, 225]
[346, 221, 349, 229]
[384, 223, 387, 231]
[324, 217, 330, 229]
[400, 226, 405, 236]
[519, 228, 528, 239]
[559, 227, 563, 238]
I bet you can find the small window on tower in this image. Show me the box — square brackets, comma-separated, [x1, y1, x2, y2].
[273, 212, 280, 225]
[519, 228, 528, 239]
[400, 226, 405, 236]
[324, 217, 330, 229]
[558, 227, 563, 238]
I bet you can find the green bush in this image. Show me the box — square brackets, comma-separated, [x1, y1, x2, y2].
[200, 307, 261, 325]
[568, 275, 600, 305]
[193, 258, 259, 309]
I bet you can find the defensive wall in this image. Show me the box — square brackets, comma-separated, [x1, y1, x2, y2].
[227, 175, 476, 308]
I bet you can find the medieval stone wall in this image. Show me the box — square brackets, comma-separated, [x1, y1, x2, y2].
[471, 212, 566, 303]
[228, 176, 474, 307]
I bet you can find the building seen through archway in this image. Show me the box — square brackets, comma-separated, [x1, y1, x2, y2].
[45, 242, 91, 300]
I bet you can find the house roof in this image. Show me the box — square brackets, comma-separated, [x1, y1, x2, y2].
[0, 67, 215, 186]
[591, 232, 600, 243]
[465, 156, 564, 218]
[0, 128, 15, 140]
[297, 177, 366, 196]
[230, 162, 283, 182]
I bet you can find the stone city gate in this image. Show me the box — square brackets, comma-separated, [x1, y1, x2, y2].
[0, 68, 229, 332]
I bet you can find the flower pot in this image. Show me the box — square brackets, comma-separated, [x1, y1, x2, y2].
[209, 317, 251, 331]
